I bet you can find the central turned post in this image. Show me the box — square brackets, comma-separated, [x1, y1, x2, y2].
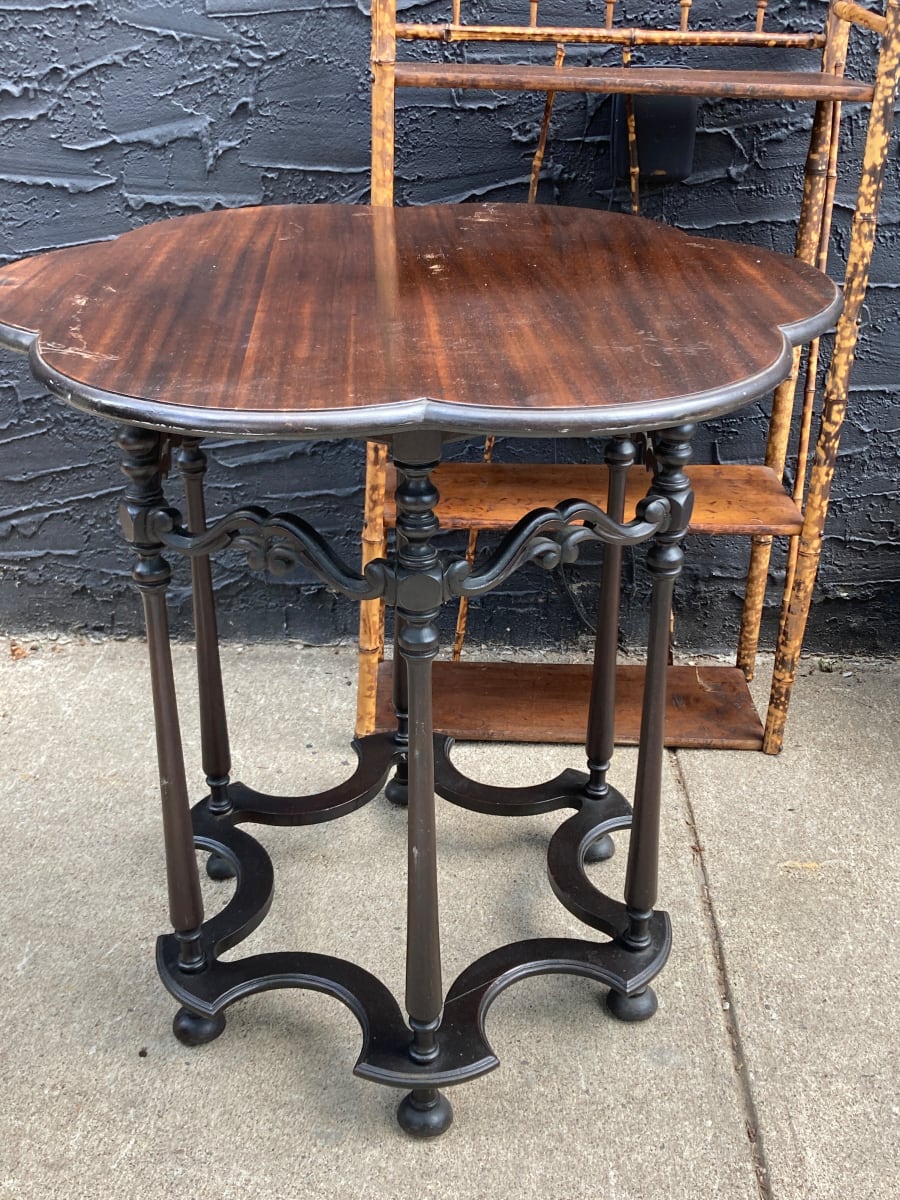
[390, 432, 453, 1137]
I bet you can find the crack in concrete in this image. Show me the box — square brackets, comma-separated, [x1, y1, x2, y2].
[670, 747, 774, 1200]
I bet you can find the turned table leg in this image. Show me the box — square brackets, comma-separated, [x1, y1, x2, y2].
[117, 428, 225, 1046]
[583, 435, 637, 863]
[385, 611, 410, 807]
[608, 425, 694, 1022]
[175, 440, 235, 880]
[390, 438, 453, 1137]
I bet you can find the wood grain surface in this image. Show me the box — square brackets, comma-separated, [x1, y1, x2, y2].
[373, 661, 765, 749]
[0, 203, 840, 440]
[381, 462, 803, 535]
[393, 63, 875, 102]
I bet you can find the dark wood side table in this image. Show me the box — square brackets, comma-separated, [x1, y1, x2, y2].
[0, 203, 839, 1137]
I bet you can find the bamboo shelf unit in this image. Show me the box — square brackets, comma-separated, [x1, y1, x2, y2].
[358, 0, 900, 754]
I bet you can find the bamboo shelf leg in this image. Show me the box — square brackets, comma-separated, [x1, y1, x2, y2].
[737, 13, 851, 682]
[736, 90, 839, 681]
[764, 0, 900, 754]
[779, 98, 843, 619]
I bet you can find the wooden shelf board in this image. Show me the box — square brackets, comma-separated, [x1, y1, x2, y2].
[394, 62, 875, 104]
[374, 661, 764, 750]
[383, 462, 802, 536]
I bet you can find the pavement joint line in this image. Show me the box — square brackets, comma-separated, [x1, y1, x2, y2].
[669, 746, 773, 1200]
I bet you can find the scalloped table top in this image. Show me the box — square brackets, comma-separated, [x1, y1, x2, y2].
[0, 203, 840, 441]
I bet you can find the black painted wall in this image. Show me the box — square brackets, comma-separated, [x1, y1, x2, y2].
[1, 1, 898, 655]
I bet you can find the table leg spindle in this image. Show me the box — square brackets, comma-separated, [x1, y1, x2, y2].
[117, 428, 225, 1045]
[583, 435, 637, 864]
[385, 612, 410, 807]
[175, 439, 236, 880]
[391, 445, 453, 1136]
[609, 425, 694, 1022]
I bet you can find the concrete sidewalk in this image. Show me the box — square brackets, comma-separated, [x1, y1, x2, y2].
[0, 637, 897, 1199]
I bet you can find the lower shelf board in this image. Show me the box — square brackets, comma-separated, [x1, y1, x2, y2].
[374, 660, 764, 750]
[382, 461, 803, 535]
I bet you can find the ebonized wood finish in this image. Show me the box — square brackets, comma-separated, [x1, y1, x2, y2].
[0, 203, 840, 1136]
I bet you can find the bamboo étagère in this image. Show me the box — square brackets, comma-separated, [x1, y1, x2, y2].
[358, 0, 900, 755]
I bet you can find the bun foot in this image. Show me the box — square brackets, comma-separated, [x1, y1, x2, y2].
[583, 833, 615, 863]
[605, 985, 658, 1023]
[385, 773, 409, 807]
[172, 1006, 227, 1046]
[205, 853, 236, 881]
[397, 1088, 453, 1138]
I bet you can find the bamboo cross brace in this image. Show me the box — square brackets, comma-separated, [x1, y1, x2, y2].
[528, 43, 566, 203]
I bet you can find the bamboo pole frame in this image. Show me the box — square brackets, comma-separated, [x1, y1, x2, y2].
[397, 25, 825, 49]
[766, 0, 900, 751]
[736, 10, 852, 679]
[358, 0, 899, 751]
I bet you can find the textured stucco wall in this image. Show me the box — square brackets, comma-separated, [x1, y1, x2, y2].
[1, 0, 898, 654]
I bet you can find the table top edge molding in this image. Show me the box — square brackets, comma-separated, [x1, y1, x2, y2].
[11, 326, 835, 443]
[0, 203, 842, 443]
